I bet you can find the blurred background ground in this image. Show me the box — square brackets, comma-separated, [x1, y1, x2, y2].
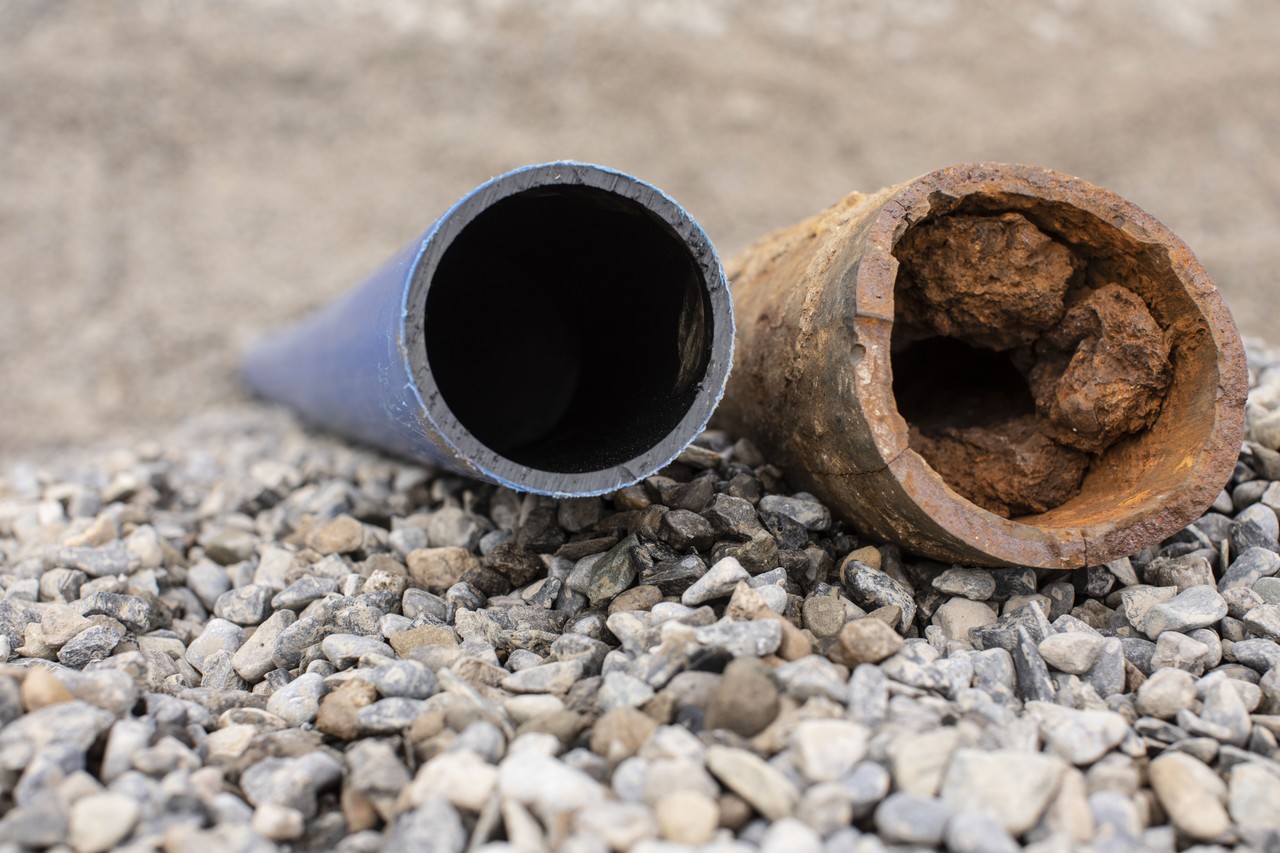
[2, 0, 1277, 463]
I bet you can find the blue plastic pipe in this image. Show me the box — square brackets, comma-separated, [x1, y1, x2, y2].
[242, 162, 733, 496]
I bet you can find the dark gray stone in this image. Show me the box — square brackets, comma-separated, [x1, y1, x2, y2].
[385, 795, 466, 853]
[969, 602, 1054, 652]
[1232, 518, 1279, 556]
[845, 565, 916, 632]
[57, 625, 123, 667]
[239, 752, 343, 818]
[334, 598, 386, 635]
[971, 647, 1017, 703]
[214, 584, 273, 625]
[58, 543, 135, 577]
[526, 576, 563, 609]
[368, 660, 438, 699]
[1085, 565, 1117, 597]
[1143, 585, 1228, 638]
[0, 700, 115, 771]
[1220, 547, 1280, 591]
[272, 576, 339, 610]
[721, 530, 780, 575]
[641, 554, 706, 596]
[402, 588, 448, 622]
[321, 633, 394, 667]
[991, 568, 1037, 600]
[356, 697, 429, 733]
[932, 568, 997, 601]
[484, 542, 543, 586]
[659, 510, 716, 551]
[1244, 604, 1280, 640]
[1121, 636, 1158, 675]
[0, 598, 42, 648]
[1232, 638, 1280, 672]
[1083, 637, 1127, 697]
[758, 494, 832, 531]
[874, 792, 950, 846]
[700, 494, 763, 539]
[668, 476, 715, 512]
[1042, 581, 1076, 620]
[1011, 626, 1056, 702]
[186, 618, 247, 672]
[78, 590, 161, 633]
[273, 615, 329, 670]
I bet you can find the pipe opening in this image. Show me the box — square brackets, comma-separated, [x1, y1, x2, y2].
[891, 207, 1174, 519]
[892, 337, 1035, 433]
[425, 185, 712, 475]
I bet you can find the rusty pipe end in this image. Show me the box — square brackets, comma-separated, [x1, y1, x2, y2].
[720, 163, 1247, 568]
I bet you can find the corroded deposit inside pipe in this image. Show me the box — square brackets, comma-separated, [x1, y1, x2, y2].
[891, 211, 1174, 518]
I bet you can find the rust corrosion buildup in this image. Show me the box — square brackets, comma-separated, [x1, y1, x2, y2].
[717, 163, 1247, 569]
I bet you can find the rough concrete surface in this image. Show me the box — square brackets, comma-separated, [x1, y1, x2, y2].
[2, 0, 1278, 461]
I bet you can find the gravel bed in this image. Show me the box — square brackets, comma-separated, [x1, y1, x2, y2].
[2, 343, 1280, 852]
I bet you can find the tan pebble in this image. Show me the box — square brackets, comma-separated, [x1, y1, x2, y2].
[704, 658, 780, 737]
[848, 546, 882, 570]
[315, 678, 377, 740]
[64, 514, 120, 549]
[609, 584, 663, 614]
[21, 667, 74, 711]
[726, 581, 770, 620]
[718, 793, 753, 830]
[655, 790, 719, 844]
[1148, 753, 1230, 841]
[756, 611, 811, 660]
[836, 618, 904, 666]
[341, 786, 381, 833]
[388, 625, 458, 656]
[590, 707, 658, 764]
[251, 804, 304, 841]
[405, 547, 480, 593]
[802, 595, 847, 638]
[865, 604, 903, 626]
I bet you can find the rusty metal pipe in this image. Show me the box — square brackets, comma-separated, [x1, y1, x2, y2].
[717, 163, 1247, 568]
[243, 162, 733, 497]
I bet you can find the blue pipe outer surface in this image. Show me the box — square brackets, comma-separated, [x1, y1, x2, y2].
[242, 162, 733, 497]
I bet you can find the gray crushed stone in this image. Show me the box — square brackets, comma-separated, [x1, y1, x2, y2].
[1, 341, 1280, 851]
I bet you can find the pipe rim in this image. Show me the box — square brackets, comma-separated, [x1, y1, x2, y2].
[402, 161, 734, 497]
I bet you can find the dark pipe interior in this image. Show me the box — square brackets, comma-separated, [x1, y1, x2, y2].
[425, 186, 712, 474]
[891, 336, 1036, 434]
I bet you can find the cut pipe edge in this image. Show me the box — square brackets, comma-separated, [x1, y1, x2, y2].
[242, 162, 734, 497]
[717, 163, 1248, 569]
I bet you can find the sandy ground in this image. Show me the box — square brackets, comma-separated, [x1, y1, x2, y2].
[2, 0, 1278, 462]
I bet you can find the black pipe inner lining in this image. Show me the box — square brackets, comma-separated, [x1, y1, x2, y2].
[425, 186, 712, 474]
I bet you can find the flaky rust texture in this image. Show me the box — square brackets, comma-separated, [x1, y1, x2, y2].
[716, 163, 1248, 568]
